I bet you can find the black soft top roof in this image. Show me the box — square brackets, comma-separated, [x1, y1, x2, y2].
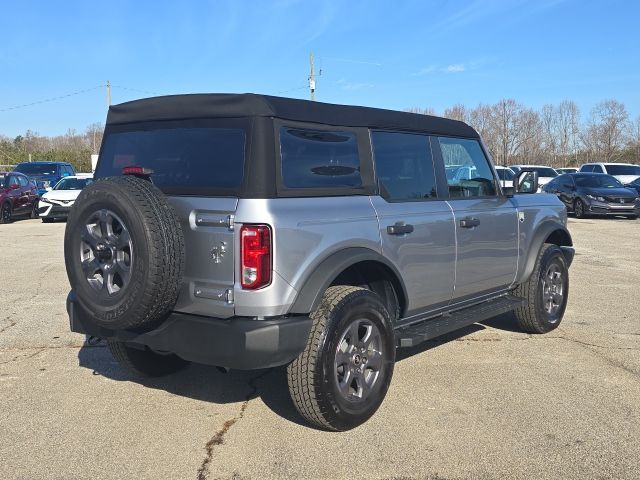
[106, 93, 478, 138]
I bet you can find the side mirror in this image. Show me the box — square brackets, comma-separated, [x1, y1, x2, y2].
[514, 170, 539, 194]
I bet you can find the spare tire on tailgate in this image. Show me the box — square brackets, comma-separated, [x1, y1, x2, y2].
[64, 176, 185, 330]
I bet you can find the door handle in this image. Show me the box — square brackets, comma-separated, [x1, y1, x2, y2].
[460, 217, 480, 228]
[386, 222, 414, 235]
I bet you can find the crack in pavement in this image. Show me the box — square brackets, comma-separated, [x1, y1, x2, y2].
[196, 370, 271, 480]
[0, 344, 106, 366]
[0, 319, 17, 335]
[0, 347, 47, 365]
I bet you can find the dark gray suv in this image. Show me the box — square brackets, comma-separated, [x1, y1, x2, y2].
[64, 94, 574, 431]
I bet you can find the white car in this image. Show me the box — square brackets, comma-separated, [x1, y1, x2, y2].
[579, 163, 640, 184]
[509, 165, 559, 191]
[494, 166, 515, 188]
[38, 174, 93, 222]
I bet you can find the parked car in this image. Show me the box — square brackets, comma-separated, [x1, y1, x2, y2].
[0, 171, 39, 223]
[542, 173, 639, 219]
[509, 165, 559, 190]
[495, 165, 515, 188]
[579, 163, 640, 184]
[624, 177, 640, 195]
[556, 167, 578, 174]
[38, 174, 93, 222]
[13, 161, 76, 196]
[64, 93, 574, 431]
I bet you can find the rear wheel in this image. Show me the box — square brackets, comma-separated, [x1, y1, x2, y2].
[1, 202, 11, 224]
[573, 199, 586, 218]
[107, 340, 190, 377]
[287, 286, 395, 431]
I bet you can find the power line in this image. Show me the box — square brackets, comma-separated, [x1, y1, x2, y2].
[0, 85, 105, 112]
[110, 84, 166, 96]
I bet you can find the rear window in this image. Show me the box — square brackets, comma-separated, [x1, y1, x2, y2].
[605, 165, 640, 176]
[496, 168, 514, 180]
[279, 127, 361, 189]
[15, 163, 59, 175]
[97, 127, 246, 195]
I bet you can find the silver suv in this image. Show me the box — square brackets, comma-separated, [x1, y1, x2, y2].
[64, 94, 574, 431]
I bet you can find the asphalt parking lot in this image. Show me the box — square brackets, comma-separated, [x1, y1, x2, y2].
[1, 217, 639, 480]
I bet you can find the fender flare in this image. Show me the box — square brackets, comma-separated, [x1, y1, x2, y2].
[519, 221, 574, 285]
[289, 247, 408, 315]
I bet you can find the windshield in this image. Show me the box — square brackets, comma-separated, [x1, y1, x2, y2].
[53, 177, 93, 190]
[575, 175, 623, 188]
[606, 165, 640, 176]
[14, 163, 58, 175]
[496, 168, 514, 180]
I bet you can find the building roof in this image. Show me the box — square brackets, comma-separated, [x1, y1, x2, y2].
[106, 93, 479, 138]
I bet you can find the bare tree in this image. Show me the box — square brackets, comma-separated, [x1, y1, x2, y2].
[583, 99, 629, 162]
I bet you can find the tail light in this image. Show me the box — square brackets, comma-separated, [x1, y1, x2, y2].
[240, 225, 272, 289]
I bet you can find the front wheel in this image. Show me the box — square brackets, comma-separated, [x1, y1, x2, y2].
[107, 340, 190, 377]
[573, 199, 586, 218]
[513, 244, 569, 334]
[287, 286, 395, 431]
[1, 202, 12, 224]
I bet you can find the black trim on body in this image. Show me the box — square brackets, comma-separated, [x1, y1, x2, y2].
[289, 247, 408, 316]
[67, 292, 312, 370]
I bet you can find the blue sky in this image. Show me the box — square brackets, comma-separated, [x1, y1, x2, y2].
[1, 0, 639, 136]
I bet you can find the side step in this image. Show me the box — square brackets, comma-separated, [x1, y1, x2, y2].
[395, 295, 525, 348]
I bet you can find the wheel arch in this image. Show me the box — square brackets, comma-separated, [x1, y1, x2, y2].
[518, 221, 574, 285]
[288, 247, 408, 320]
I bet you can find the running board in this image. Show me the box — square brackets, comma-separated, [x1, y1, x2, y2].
[395, 295, 525, 348]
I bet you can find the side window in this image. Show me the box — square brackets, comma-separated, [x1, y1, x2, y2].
[280, 128, 361, 189]
[593, 165, 604, 173]
[17, 175, 29, 187]
[8, 175, 19, 187]
[64, 166, 74, 176]
[371, 131, 437, 201]
[438, 137, 497, 198]
[581, 165, 593, 172]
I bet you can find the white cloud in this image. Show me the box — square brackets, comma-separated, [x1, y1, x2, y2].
[445, 64, 465, 73]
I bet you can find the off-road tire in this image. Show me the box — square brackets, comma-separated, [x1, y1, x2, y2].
[107, 340, 190, 377]
[287, 286, 395, 431]
[64, 176, 185, 330]
[513, 244, 568, 334]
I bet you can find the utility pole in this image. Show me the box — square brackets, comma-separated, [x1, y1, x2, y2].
[309, 53, 316, 101]
[106, 80, 112, 106]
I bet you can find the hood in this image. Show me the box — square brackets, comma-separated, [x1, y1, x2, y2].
[581, 187, 638, 198]
[41, 189, 82, 202]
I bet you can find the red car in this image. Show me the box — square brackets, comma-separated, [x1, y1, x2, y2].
[0, 171, 39, 223]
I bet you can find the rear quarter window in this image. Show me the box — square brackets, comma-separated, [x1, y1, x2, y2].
[279, 127, 362, 189]
[96, 127, 246, 195]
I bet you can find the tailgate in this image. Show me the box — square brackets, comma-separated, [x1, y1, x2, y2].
[168, 197, 237, 318]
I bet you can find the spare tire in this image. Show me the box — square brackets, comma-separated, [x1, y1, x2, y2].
[64, 176, 185, 330]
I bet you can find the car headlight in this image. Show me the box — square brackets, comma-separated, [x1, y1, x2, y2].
[586, 194, 605, 202]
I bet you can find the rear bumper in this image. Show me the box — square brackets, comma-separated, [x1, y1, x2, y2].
[67, 291, 312, 370]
